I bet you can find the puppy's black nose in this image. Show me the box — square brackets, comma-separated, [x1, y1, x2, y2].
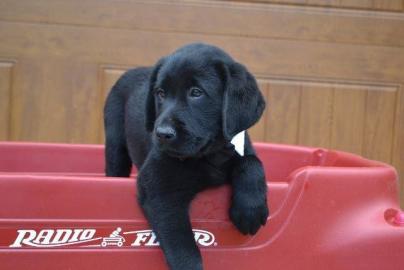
[156, 126, 176, 141]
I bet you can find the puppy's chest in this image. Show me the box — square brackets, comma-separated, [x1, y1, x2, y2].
[175, 158, 232, 185]
[139, 148, 236, 194]
[157, 158, 232, 190]
[198, 153, 235, 187]
[153, 162, 229, 193]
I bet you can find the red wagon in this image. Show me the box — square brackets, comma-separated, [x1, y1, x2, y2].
[0, 142, 403, 269]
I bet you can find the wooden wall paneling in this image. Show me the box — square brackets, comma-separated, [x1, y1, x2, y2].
[67, 62, 103, 144]
[362, 87, 397, 164]
[1, 0, 404, 47]
[100, 68, 126, 100]
[10, 58, 101, 143]
[9, 59, 42, 142]
[0, 61, 14, 140]
[298, 84, 334, 148]
[1, 22, 404, 87]
[230, 0, 404, 11]
[98, 67, 126, 144]
[330, 85, 366, 155]
[393, 87, 404, 198]
[265, 81, 301, 145]
[369, 0, 403, 11]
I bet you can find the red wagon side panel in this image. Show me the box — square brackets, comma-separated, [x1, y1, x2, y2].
[0, 142, 402, 270]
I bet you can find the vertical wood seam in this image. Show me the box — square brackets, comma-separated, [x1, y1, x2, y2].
[361, 89, 369, 157]
[296, 84, 303, 145]
[328, 86, 336, 149]
[7, 62, 14, 141]
[390, 88, 400, 165]
[0, 60, 16, 141]
[97, 65, 105, 145]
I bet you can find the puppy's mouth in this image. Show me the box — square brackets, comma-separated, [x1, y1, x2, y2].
[159, 137, 212, 159]
[163, 149, 192, 159]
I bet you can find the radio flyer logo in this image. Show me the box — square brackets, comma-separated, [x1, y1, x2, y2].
[8, 228, 217, 248]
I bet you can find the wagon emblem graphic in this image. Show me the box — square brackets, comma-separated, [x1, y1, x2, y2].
[7, 227, 216, 248]
[101, 227, 125, 247]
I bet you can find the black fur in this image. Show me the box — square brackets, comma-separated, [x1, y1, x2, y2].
[104, 43, 269, 270]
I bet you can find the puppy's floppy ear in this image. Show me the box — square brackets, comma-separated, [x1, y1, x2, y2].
[145, 58, 165, 132]
[221, 62, 265, 140]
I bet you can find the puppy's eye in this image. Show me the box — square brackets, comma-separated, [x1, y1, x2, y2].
[155, 88, 166, 99]
[189, 87, 203, 98]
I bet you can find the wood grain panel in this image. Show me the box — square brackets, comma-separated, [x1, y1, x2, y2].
[0, 61, 13, 140]
[1, 22, 404, 84]
[330, 86, 366, 155]
[262, 80, 399, 161]
[1, 0, 404, 47]
[370, 0, 403, 11]
[298, 84, 334, 148]
[362, 87, 397, 163]
[393, 87, 404, 197]
[98, 67, 126, 143]
[10, 59, 101, 143]
[266, 82, 301, 144]
[234, 0, 404, 11]
[100, 68, 126, 100]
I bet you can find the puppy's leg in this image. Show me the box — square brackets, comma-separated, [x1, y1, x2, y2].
[140, 195, 202, 270]
[104, 87, 132, 177]
[137, 153, 203, 270]
[229, 139, 269, 234]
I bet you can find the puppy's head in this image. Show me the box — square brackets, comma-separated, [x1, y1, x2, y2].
[146, 43, 265, 158]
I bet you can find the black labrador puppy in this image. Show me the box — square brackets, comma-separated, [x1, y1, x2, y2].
[104, 43, 269, 270]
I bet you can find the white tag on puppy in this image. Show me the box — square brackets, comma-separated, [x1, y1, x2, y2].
[230, 131, 245, 156]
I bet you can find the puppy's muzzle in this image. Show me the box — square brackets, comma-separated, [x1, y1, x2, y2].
[155, 125, 176, 142]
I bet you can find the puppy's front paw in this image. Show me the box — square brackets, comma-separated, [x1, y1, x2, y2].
[230, 195, 269, 235]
